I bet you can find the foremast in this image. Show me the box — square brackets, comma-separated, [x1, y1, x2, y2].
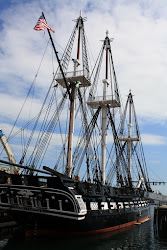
[56, 13, 91, 177]
[66, 15, 83, 177]
[66, 62, 78, 178]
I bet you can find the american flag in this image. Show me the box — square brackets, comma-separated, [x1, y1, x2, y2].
[34, 15, 55, 34]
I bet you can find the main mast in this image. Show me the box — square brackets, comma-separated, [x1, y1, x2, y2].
[101, 31, 110, 184]
[87, 31, 121, 185]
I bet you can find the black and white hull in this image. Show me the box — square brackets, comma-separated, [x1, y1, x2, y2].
[0, 172, 150, 237]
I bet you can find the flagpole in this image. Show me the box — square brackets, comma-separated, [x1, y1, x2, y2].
[42, 12, 72, 101]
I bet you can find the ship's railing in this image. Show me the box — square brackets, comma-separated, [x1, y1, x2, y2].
[88, 201, 148, 212]
[88, 95, 119, 102]
[56, 70, 90, 80]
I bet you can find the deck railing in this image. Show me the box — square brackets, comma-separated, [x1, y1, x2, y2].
[56, 70, 90, 80]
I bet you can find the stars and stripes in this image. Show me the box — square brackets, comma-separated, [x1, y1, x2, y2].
[34, 15, 55, 34]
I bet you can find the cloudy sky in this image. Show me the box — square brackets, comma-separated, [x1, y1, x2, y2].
[0, 0, 167, 194]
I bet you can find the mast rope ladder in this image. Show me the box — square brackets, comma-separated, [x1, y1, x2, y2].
[72, 106, 101, 177]
[77, 89, 101, 181]
[58, 22, 78, 74]
[81, 28, 90, 78]
[88, 45, 105, 99]
[107, 106, 131, 187]
[106, 141, 127, 185]
[109, 48, 121, 104]
[26, 92, 68, 171]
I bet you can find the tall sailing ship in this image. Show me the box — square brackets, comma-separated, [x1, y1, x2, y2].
[0, 13, 153, 237]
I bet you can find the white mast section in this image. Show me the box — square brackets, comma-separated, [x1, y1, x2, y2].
[127, 89, 132, 173]
[0, 128, 19, 173]
[101, 79, 108, 184]
[119, 91, 139, 179]
[101, 31, 110, 185]
[87, 31, 120, 185]
[59, 14, 91, 177]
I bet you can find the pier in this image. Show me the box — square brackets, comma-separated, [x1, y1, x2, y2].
[154, 205, 167, 233]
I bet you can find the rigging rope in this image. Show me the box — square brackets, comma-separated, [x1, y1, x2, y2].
[0, 40, 50, 157]
[27, 91, 68, 171]
[73, 106, 101, 177]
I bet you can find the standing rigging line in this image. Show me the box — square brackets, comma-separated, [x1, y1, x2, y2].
[88, 45, 105, 99]
[29, 92, 68, 171]
[20, 8, 75, 165]
[73, 106, 101, 176]
[109, 48, 121, 105]
[42, 12, 72, 102]
[134, 147, 151, 191]
[74, 87, 102, 177]
[107, 106, 131, 187]
[81, 27, 90, 79]
[20, 75, 56, 165]
[85, 33, 95, 72]
[0, 93, 62, 146]
[0, 39, 50, 158]
[27, 90, 56, 167]
[132, 103, 150, 184]
[75, 88, 100, 180]
[106, 141, 127, 185]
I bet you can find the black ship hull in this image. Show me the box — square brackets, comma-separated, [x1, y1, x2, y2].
[0, 171, 151, 237]
[23, 206, 150, 237]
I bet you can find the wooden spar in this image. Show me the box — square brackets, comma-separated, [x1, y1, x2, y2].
[42, 12, 73, 102]
[66, 86, 76, 177]
[106, 40, 108, 79]
[127, 91, 132, 177]
[77, 25, 81, 60]
[101, 32, 110, 185]
[66, 16, 82, 177]
[0, 159, 50, 175]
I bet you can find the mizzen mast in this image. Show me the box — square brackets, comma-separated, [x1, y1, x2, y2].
[119, 91, 139, 180]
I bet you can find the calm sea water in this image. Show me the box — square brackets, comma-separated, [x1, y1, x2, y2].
[0, 205, 167, 250]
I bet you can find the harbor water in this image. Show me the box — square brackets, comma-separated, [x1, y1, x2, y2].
[0, 205, 167, 250]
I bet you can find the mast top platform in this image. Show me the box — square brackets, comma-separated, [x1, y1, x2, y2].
[87, 31, 120, 109]
[56, 11, 91, 88]
[56, 70, 91, 88]
[87, 78, 120, 108]
[87, 95, 121, 109]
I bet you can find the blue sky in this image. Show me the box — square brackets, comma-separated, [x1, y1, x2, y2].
[0, 0, 167, 194]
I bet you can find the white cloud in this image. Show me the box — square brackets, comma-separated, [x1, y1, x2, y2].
[1, 0, 167, 189]
[0, 0, 167, 123]
[141, 133, 167, 145]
